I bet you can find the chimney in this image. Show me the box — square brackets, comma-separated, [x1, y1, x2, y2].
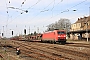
[84, 16, 87, 19]
[78, 18, 79, 20]
[80, 18, 82, 20]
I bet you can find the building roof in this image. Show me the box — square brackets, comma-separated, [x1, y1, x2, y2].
[69, 16, 90, 33]
[75, 16, 88, 23]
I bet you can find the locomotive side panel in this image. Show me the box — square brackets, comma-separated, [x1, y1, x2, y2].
[42, 32, 55, 40]
[42, 30, 66, 44]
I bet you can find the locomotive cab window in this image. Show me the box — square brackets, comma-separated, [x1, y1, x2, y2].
[57, 31, 65, 34]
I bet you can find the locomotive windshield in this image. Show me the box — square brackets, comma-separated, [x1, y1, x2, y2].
[57, 31, 65, 34]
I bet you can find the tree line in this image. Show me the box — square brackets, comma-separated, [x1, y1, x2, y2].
[46, 18, 71, 32]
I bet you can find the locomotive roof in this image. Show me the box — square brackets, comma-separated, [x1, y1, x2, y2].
[43, 30, 65, 33]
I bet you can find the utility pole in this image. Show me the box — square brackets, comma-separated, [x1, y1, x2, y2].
[87, 7, 90, 42]
[29, 26, 30, 34]
[89, 7, 90, 16]
[86, 22, 88, 42]
[86, 7, 90, 42]
[84, 21, 88, 42]
[37, 27, 39, 34]
[3, 26, 4, 38]
[16, 25, 17, 36]
[0, 29, 1, 39]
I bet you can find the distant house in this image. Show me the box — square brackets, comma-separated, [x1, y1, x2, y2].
[69, 16, 90, 40]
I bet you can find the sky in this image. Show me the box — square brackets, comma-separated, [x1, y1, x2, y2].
[0, 0, 90, 38]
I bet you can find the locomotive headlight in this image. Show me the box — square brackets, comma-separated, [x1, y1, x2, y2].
[64, 35, 66, 37]
[58, 36, 60, 37]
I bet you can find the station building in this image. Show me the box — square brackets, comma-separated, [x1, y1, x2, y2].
[69, 16, 90, 40]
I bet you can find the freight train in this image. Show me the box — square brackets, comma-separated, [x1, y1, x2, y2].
[41, 30, 66, 44]
[10, 30, 66, 44]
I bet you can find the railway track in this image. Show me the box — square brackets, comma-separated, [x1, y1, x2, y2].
[23, 41, 90, 55]
[66, 43, 90, 48]
[0, 45, 19, 60]
[0, 40, 65, 60]
[13, 40, 90, 60]
[0, 40, 90, 60]
[14, 41, 68, 60]
[33, 42, 90, 60]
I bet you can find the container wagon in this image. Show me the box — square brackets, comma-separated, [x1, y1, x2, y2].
[41, 30, 66, 44]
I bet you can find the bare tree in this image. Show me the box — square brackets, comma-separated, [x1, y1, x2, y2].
[47, 18, 71, 32]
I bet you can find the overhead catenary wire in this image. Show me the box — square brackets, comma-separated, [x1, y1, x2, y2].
[69, 0, 87, 9]
[50, 0, 88, 19]
[5, 0, 9, 22]
[27, 0, 42, 10]
[6, 0, 55, 25]
[25, 0, 63, 33]
[7, 0, 42, 25]
[26, 0, 63, 20]
[46, 0, 87, 19]
[26, 0, 56, 24]
[4, 0, 10, 37]
[7, 7, 28, 13]
[0, 0, 89, 38]
[10, 0, 28, 21]
[62, 0, 87, 13]
[4, 0, 88, 25]
[32, 0, 55, 15]
[3, 0, 89, 28]
[51, 0, 55, 17]
[6, 0, 28, 25]
[24, 0, 88, 26]
[21, 0, 26, 7]
[1, 0, 45, 37]
[40, 0, 88, 25]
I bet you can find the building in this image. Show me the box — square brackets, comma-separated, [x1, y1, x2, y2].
[69, 16, 90, 40]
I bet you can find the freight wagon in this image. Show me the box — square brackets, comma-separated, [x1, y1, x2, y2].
[41, 30, 66, 44]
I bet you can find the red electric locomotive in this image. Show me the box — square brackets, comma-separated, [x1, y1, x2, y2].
[41, 30, 66, 44]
